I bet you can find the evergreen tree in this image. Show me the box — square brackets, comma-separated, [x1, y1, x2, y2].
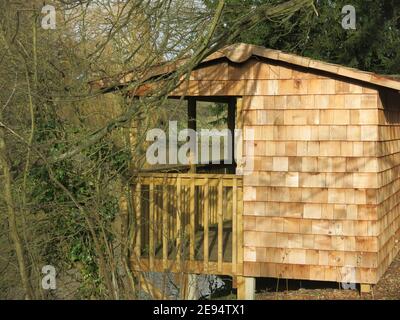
[207, 0, 400, 75]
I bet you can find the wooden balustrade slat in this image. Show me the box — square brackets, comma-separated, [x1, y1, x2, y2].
[176, 177, 182, 268]
[149, 181, 155, 269]
[162, 185, 168, 270]
[134, 183, 141, 258]
[131, 173, 243, 277]
[232, 179, 237, 274]
[237, 185, 243, 275]
[189, 177, 195, 261]
[217, 178, 223, 272]
[204, 180, 209, 272]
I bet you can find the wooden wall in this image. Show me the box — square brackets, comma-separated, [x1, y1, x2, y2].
[170, 57, 400, 284]
[376, 90, 400, 281]
[238, 58, 384, 284]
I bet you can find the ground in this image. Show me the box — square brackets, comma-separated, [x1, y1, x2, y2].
[252, 253, 400, 300]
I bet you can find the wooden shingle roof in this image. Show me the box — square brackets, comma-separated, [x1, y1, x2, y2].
[93, 43, 400, 92]
[213, 43, 400, 91]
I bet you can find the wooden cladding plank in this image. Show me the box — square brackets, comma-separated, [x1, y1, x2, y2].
[191, 62, 229, 81]
[248, 262, 379, 284]
[244, 247, 378, 268]
[217, 178, 223, 272]
[172, 80, 246, 97]
[244, 79, 349, 96]
[236, 97, 243, 130]
[243, 230, 379, 253]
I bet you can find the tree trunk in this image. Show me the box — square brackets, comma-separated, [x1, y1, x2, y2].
[0, 113, 34, 299]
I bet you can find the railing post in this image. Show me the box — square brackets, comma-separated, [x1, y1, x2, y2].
[189, 176, 195, 261]
[188, 98, 196, 174]
[203, 179, 209, 273]
[162, 185, 168, 271]
[217, 177, 223, 272]
[176, 177, 182, 269]
[149, 180, 155, 270]
[134, 181, 141, 258]
[237, 182, 243, 275]
[237, 276, 255, 300]
[232, 178, 237, 274]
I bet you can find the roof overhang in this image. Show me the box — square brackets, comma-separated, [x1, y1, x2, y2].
[91, 43, 400, 93]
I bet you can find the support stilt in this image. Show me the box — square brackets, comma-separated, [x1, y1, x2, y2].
[360, 283, 373, 294]
[186, 274, 199, 300]
[237, 276, 255, 300]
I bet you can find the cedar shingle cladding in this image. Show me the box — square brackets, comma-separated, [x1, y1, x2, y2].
[170, 56, 400, 284]
[376, 90, 400, 282]
[239, 58, 382, 284]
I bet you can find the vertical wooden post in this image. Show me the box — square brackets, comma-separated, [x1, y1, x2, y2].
[188, 98, 196, 173]
[187, 274, 199, 300]
[203, 180, 209, 272]
[226, 188, 233, 220]
[360, 284, 373, 294]
[232, 178, 237, 274]
[236, 97, 243, 130]
[169, 189, 173, 241]
[237, 276, 255, 300]
[181, 273, 199, 300]
[232, 276, 237, 289]
[189, 176, 195, 260]
[134, 182, 141, 258]
[217, 177, 223, 272]
[149, 181, 155, 269]
[159, 190, 162, 248]
[235, 98, 244, 175]
[237, 184, 244, 275]
[162, 185, 168, 270]
[228, 98, 236, 171]
[210, 188, 214, 225]
[176, 177, 182, 268]
[184, 98, 196, 267]
[235, 97, 244, 275]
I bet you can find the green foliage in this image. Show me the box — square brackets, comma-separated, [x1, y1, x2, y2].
[208, 103, 228, 127]
[208, 0, 400, 75]
[25, 109, 128, 297]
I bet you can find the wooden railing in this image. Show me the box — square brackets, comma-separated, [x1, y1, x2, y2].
[131, 173, 243, 276]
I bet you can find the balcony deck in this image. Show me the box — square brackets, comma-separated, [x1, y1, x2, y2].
[130, 172, 243, 276]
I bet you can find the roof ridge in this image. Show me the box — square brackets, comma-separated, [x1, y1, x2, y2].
[216, 43, 400, 90]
